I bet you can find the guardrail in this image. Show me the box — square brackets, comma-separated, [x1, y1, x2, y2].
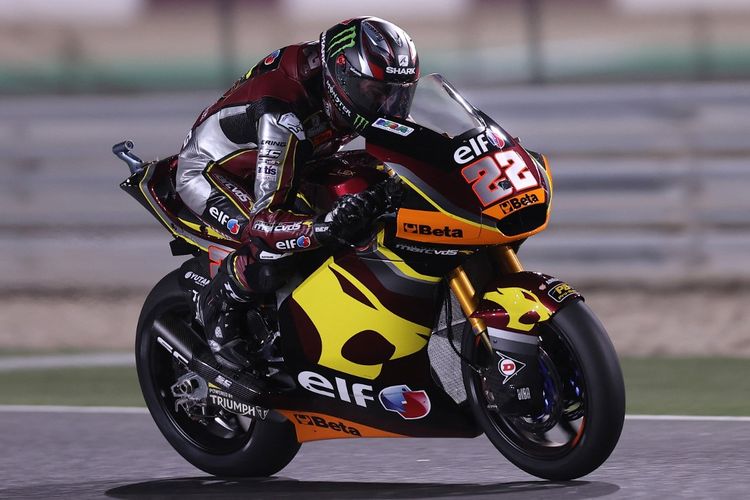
[0, 83, 748, 290]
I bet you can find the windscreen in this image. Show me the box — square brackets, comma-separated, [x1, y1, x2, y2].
[406, 74, 485, 138]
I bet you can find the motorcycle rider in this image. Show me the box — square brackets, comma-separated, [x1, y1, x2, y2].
[176, 17, 420, 371]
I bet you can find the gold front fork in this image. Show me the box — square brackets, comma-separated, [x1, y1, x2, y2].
[448, 245, 525, 351]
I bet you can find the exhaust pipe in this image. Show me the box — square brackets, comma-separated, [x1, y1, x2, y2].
[152, 316, 198, 367]
[152, 316, 267, 405]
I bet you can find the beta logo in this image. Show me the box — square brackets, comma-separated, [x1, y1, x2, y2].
[298, 371, 373, 407]
[378, 385, 431, 420]
[372, 118, 414, 136]
[499, 192, 540, 215]
[275, 235, 310, 251]
[403, 223, 463, 238]
[497, 353, 526, 385]
[293, 413, 362, 436]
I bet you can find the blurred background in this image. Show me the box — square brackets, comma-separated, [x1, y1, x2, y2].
[0, 0, 749, 410]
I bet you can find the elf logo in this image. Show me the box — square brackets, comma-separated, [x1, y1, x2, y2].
[402, 223, 463, 238]
[298, 370, 373, 407]
[209, 206, 231, 225]
[275, 235, 311, 251]
[454, 130, 506, 165]
[208, 207, 241, 234]
[293, 413, 362, 436]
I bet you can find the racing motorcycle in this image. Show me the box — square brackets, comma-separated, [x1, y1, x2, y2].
[115, 74, 625, 481]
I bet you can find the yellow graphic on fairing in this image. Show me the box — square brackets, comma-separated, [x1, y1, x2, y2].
[292, 257, 430, 379]
[483, 287, 551, 332]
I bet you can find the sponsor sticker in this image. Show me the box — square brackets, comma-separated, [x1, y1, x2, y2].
[273, 221, 302, 232]
[327, 25, 357, 58]
[325, 79, 353, 118]
[385, 66, 416, 75]
[378, 385, 431, 420]
[496, 353, 526, 385]
[275, 235, 311, 251]
[264, 49, 280, 65]
[216, 175, 251, 203]
[184, 271, 210, 288]
[548, 282, 578, 303]
[227, 219, 240, 235]
[402, 223, 463, 238]
[353, 114, 369, 131]
[372, 118, 414, 136]
[293, 413, 361, 436]
[454, 130, 506, 165]
[393, 243, 459, 256]
[499, 192, 541, 216]
[253, 220, 274, 233]
[257, 164, 278, 177]
[279, 112, 306, 140]
[209, 207, 243, 235]
[298, 371, 373, 408]
[208, 385, 269, 419]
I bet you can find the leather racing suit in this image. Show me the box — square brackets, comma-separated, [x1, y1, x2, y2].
[176, 41, 354, 293]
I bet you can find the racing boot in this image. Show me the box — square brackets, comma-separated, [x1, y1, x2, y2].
[196, 254, 255, 371]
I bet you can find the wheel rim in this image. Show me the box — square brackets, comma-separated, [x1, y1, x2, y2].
[472, 323, 588, 460]
[145, 300, 256, 454]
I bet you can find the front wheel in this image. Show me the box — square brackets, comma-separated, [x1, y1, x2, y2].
[463, 299, 625, 480]
[135, 269, 301, 477]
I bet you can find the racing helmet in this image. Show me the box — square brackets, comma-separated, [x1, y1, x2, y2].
[321, 17, 420, 133]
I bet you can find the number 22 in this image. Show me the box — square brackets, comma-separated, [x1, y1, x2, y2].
[461, 150, 538, 207]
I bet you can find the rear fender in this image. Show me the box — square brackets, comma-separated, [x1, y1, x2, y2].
[471, 271, 582, 333]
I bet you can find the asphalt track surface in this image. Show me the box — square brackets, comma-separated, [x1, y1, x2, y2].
[0, 408, 748, 499]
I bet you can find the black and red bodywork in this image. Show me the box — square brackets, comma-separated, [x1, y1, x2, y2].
[120, 78, 582, 443]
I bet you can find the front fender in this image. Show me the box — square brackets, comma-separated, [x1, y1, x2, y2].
[471, 271, 582, 333]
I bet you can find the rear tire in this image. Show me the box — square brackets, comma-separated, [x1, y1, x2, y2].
[463, 299, 625, 480]
[135, 269, 301, 477]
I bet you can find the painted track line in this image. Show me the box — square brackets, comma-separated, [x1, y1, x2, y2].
[0, 353, 134, 372]
[625, 414, 750, 422]
[0, 405, 748, 422]
[0, 405, 147, 414]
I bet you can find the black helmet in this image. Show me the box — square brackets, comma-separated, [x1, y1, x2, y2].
[321, 17, 419, 132]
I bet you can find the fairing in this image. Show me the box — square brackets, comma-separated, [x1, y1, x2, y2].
[365, 74, 553, 247]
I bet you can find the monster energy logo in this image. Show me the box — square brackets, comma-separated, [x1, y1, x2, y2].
[327, 26, 357, 58]
[353, 115, 369, 130]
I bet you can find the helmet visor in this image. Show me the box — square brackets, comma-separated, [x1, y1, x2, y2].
[343, 73, 417, 119]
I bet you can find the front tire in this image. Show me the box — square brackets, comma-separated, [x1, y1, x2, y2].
[463, 299, 625, 480]
[135, 269, 301, 477]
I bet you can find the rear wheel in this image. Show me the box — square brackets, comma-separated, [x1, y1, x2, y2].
[463, 299, 625, 480]
[135, 270, 300, 477]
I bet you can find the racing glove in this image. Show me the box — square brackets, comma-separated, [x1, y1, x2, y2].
[315, 190, 385, 246]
